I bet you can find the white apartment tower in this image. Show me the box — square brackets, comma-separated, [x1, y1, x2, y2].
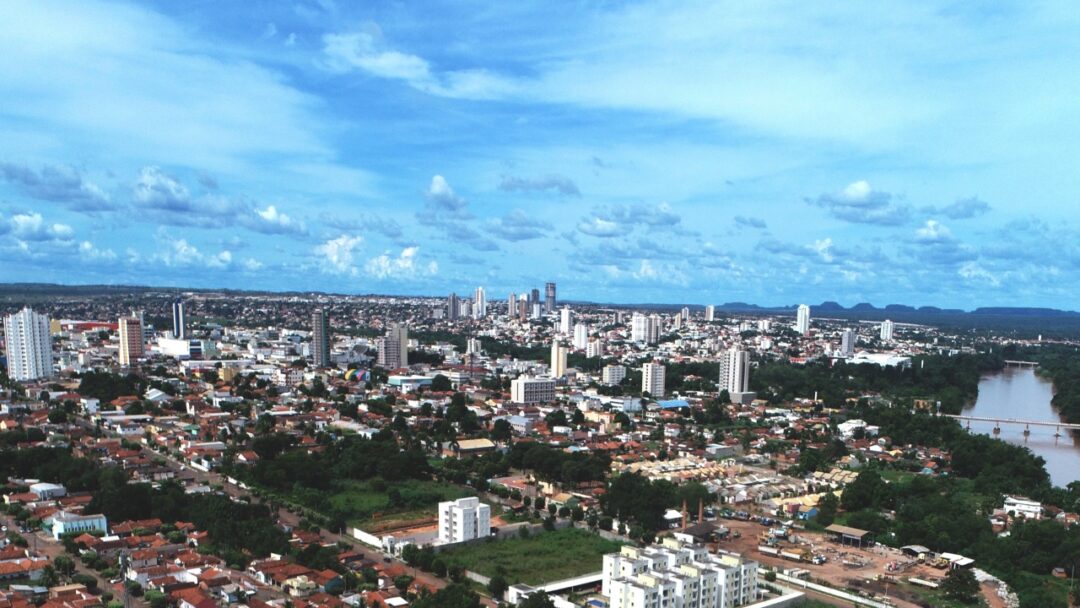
[718, 348, 750, 394]
[602, 539, 759, 608]
[118, 315, 144, 367]
[705, 305, 716, 322]
[796, 304, 811, 335]
[586, 339, 605, 358]
[171, 300, 186, 339]
[631, 313, 661, 344]
[642, 361, 665, 398]
[880, 319, 895, 341]
[3, 307, 52, 381]
[602, 364, 626, 385]
[473, 287, 487, 319]
[560, 306, 572, 334]
[573, 323, 589, 350]
[551, 341, 568, 377]
[438, 497, 491, 544]
[377, 323, 409, 369]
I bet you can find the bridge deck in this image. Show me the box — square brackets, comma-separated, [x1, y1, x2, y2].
[943, 414, 1080, 430]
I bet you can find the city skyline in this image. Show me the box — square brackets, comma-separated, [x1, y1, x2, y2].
[3, 2, 1080, 308]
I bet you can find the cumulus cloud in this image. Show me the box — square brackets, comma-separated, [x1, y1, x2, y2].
[134, 166, 192, 211]
[577, 202, 688, 237]
[315, 234, 363, 275]
[364, 246, 438, 279]
[415, 175, 499, 251]
[498, 174, 580, 196]
[487, 210, 553, 241]
[78, 241, 117, 261]
[423, 175, 469, 216]
[926, 197, 992, 219]
[1, 212, 75, 242]
[246, 205, 307, 235]
[734, 215, 767, 229]
[914, 219, 954, 244]
[322, 30, 517, 99]
[577, 216, 623, 237]
[154, 236, 233, 268]
[0, 162, 113, 211]
[808, 180, 912, 225]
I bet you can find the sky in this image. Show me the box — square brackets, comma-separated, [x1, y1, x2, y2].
[1, 1, 1080, 309]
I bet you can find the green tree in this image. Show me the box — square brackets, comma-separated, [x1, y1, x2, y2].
[519, 591, 556, 608]
[488, 573, 508, 599]
[816, 492, 838, 527]
[394, 575, 414, 593]
[941, 568, 979, 604]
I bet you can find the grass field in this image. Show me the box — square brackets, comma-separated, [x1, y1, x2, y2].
[438, 528, 623, 585]
[325, 478, 471, 529]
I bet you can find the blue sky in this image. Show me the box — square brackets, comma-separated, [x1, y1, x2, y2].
[2, 1, 1079, 308]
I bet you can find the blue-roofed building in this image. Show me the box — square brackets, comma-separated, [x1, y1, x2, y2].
[658, 399, 690, 410]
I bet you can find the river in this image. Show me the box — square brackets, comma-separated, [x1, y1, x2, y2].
[963, 367, 1080, 487]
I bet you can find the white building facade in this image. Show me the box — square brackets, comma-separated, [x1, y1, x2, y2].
[511, 376, 557, 404]
[642, 361, 665, 398]
[438, 497, 491, 544]
[602, 539, 758, 608]
[3, 307, 52, 381]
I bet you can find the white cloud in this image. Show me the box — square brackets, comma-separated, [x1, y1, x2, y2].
[914, 219, 953, 243]
[134, 166, 191, 211]
[315, 234, 363, 275]
[364, 246, 438, 279]
[3, 212, 75, 242]
[78, 240, 117, 261]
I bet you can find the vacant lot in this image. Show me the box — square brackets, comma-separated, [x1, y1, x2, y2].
[438, 528, 622, 585]
[327, 478, 471, 530]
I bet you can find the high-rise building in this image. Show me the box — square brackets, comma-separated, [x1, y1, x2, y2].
[118, 315, 144, 366]
[573, 323, 588, 350]
[530, 288, 541, 310]
[602, 364, 626, 385]
[602, 539, 759, 608]
[508, 293, 516, 318]
[757, 319, 772, 332]
[642, 361, 665, 398]
[171, 300, 186, 339]
[473, 287, 486, 319]
[840, 328, 856, 357]
[880, 319, 895, 341]
[629, 313, 661, 344]
[545, 282, 557, 313]
[680, 307, 690, 322]
[796, 304, 811, 335]
[438, 497, 491, 544]
[511, 376, 557, 404]
[705, 305, 716, 322]
[586, 338, 605, 358]
[3, 307, 52, 381]
[551, 341, 568, 377]
[312, 310, 331, 368]
[718, 348, 750, 394]
[377, 322, 409, 369]
[560, 307, 572, 334]
[447, 293, 460, 321]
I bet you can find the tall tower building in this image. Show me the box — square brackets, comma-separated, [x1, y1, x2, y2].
[447, 293, 460, 321]
[573, 323, 589, 350]
[631, 312, 648, 343]
[840, 328, 856, 357]
[560, 307, 572, 334]
[508, 293, 516, 318]
[705, 305, 716, 322]
[545, 282, 557, 313]
[473, 287, 487, 319]
[530, 288, 541, 311]
[312, 310, 331, 368]
[647, 314, 661, 344]
[118, 315, 144, 366]
[550, 341, 568, 378]
[642, 361, 665, 398]
[586, 338, 605, 358]
[796, 304, 811, 336]
[171, 300, 186, 339]
[718, 348, 750, 394]
[377, 322, 409, 369]
[880, 319, 895, 341]
[3, 307, 52, 381]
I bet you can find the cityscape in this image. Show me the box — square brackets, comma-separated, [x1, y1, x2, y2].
[3, 3, 1080, 608]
